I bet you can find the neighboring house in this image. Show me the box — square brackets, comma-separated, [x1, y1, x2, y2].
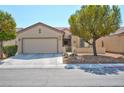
[70, 28, 124, 54]
[96, 27, 124, 54]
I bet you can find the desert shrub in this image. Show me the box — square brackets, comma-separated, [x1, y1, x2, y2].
[3, 45, 17, 57]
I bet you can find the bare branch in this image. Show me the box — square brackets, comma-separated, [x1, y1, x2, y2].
[83, 39, 92, 45]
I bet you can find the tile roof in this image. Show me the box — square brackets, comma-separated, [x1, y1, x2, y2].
[55, 27, 70, 31]
[110, 27, 124, 36]
[16, 26, 70, 34]
[16, 28, 23, 32]
[16, 26, 124, 36]
[16, 22, 64, 34]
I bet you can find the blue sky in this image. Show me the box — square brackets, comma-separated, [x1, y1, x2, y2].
[0, 5, 124, 28]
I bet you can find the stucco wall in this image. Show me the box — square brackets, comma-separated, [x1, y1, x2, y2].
[71, 36, 105, 54]
[17, 24, 63, 54]
[71, 36, 80, 48]
[96, 37, 104, 48]
[76, 47, 105, 54]
[96, 34, 124, 53]
[71, 35, 92, 48]
[63, 29, 71, 39]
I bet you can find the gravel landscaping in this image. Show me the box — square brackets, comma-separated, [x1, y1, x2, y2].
[63, 53, 124, 64]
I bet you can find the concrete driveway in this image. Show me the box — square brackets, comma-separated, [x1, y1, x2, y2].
[0, 54, 63, 68]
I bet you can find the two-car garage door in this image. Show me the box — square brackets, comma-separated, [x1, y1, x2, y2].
[22, 38, 58, 53]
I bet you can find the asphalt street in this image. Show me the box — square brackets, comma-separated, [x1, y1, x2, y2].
[0, 68, 124, 87]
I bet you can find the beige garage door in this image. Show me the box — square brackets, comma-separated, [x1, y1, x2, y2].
[22, 38, 58, 53]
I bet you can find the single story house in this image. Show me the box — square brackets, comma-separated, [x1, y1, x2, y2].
[96, 27, 124, 54]
[4, 22, 64, 54]
[3, 22, 124, 54]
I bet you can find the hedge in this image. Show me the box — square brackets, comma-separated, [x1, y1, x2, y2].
[3, 45, 17, 57]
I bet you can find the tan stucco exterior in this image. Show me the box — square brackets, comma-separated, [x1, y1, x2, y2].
[63, 29, 71, 39]
[71, 36, 80, 48]
[17, 24, 63, 53]
[71, 36, 90, 48]
[71, 35, 105, 54]
[76, 47, 105, 54]
[4, 23, 63, 54]
[71, 33, 124, 54]
[22, 38, 58, 53]
[96, 33, 124, 53]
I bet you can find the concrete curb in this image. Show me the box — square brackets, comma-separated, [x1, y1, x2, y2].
[0, 64, 124, 69]
[0, 65, 66, 69]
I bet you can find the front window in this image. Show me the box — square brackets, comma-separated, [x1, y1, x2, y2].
[64, 40, 68, 45]
[80, 38, 91, 48]
[64, 39, 71, 46]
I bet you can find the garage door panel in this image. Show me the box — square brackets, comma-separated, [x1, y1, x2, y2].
[23, 38, 58, 53]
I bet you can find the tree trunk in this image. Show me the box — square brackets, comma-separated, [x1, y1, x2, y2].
[0, 41, 3, 59]
[92, 39, 97, 56]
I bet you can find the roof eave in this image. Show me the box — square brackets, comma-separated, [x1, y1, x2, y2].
[17, 22, 64, 34]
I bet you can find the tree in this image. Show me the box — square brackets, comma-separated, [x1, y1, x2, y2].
[69, 5, 121, 56]
[0, 11, 16, 58]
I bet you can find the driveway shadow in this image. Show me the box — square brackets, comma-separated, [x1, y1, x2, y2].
[65, 64, 124, 75]
[9, 53, 62, 60]
[0, 62, 4, 65]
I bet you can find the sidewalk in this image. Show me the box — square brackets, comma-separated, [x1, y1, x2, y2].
[0, 64, 66, 69]
[0, 53, 124, 69]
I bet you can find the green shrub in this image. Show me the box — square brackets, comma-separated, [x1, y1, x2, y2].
[3, 45, 17, 57]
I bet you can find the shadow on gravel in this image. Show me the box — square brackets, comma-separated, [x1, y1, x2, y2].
[64, 55, 124, 64]
[79, 67, 124, 75]
[65, 65, 124, 75]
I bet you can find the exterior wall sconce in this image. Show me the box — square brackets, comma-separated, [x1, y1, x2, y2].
[39, 28, 42, 34]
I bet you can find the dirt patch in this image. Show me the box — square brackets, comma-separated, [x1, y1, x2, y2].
[63, 55, 124, 64]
